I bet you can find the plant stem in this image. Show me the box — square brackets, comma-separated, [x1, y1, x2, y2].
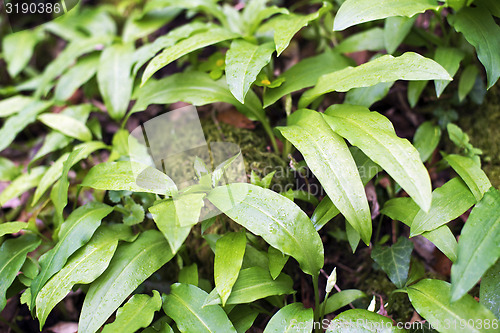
[313, 274, 320, 333]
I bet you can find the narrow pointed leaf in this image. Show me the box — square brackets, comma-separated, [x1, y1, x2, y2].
[149, 200, 191, 254]
[0, 222, 28, 237]
[444, 154, 491, 201]
[38, 113, 92, 142]
[215, 232, 246, 306]
[371, 237, 414, 288]
[2, 30, 38, 77]
[208, 183, 324, 276]
[458, 64, 479, 102]
[321, 289, 367, 315]
[55, 54, 99, 101]
[480, 260, 500, 319]
[0, 95, 34, 118]
[413, 121, 441, 163]
[263, 303, 313, 333]
[324, 105, 432, 212]
[0, 166, 46, 206]
[384, 16, 416, 54]
[433, 47, 464, 97]
[336, 28, 385, 53]
[268, 246, 289, 280]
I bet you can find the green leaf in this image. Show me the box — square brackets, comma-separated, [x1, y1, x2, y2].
[480, 260, 500, 319]
[263, 303, 313, 333]
[149, 200, 191, 254]
[371, 237, 414, 288]
[205, 266, 294, 305]
[268, 246, 289, 280]
[277, 109, 372, 244]
[445, 154, 491, 201]
[122, 8, 180, 42]
[382, 197, 458, 262]
[407, 80, 428, 108]
[101, 290, 162, 333]
[448, 6, 500, 89]
[226, 40, 275, 103]
[0, 95, 34, 118]
[321, 289, 367, 315]
[410, 178, 476, 237]
[336, 28, 385, 53]
[451, 188, 500, 302]
[433, 47, 465, 97]
[173, 193, 206, 227]
[263, 50, 349, 108]
[228, 305, 259, 333]
[38, 113, 92, 141]
[30, 202, 113, 310]
[334, 0, 440, 31]
[163, 283, 236, 333]
[242, 0, 288, 35]
[141, 28, 239, 85]
[407, 279, 497, 333]
[324, 104, 432, 212]
[79, 230, 174, 333]
[0, 222, 28, 237]
[384, 16, 417, 54]
[299, 52, 451, 108]
[98, 43, 135, 120]
[215, 232, 246, 306]
[326, 309, 405, 332]
[55, 54, 99, 101]
[2, 30, 38, 77]
[0, 100, 53, 152]
[413, 121, 441, 162]
[179, 263, 198, 286]
[475, 0, 500, 17]
[81, 161, 177, 196]
[458, 64, 479, 102]
[0, 166, 46, 206]
[344, 82, 394, 108]
[208, 183, 324, 276]
[0, 234, 40, 311]
[36, 225, 134, 328]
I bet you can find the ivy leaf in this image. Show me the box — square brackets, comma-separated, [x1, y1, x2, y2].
[101, 290, 162, 333]
[0, 166, 46, 206]
[480, 260, 500, 319]
[299, 52, 451, 108]
[214, 232, 246, 306]
[407, 279, 497, 333]
[0, 234, 40, 311]
[371, 237, 414, 288]
[334, 0, 440, 31]
[263, 303, 313, 332]
[451, 188, 500, 302]
[36, 225, 134, 328]
[208, 183, 324, 276]
[163, 283, 237, 333]
[79, 230, 174, 333]
[226, 40, 275, 103]
[444, 154, 491, 202]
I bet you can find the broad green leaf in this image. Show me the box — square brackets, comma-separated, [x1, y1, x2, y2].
[0, 95, 34, 117]
[30, 202, 113, 309]
[2, 30, 38, 77]
[215, 232, 246, 306]
[268, 246, 289, 280]
[97, 43, 135, 120]
[326, 309, 405, 332]
[141, 28, 239, 85]
[336, 28, 385, 53]
[0, 234, 40, 311]
[321, 289, 367, 315]
[324, 105, 432, 212]
[451, 188, 500, 302]
[33, 142, 107, 205]
[55, 54, 99, 101]
[334, 0, 440, 31]
[38, 113, 92, 141]
[0, 166, 46, 206]
[122, 8, 180, 42]
[226, 40, 275, 103]
[299, 52, 451, 107]
[143, 0, 226, 27]
[382, 197, 458, 262]
[433, 47, 465, 97]
[79, 230, 174, 333]
[448, 6, 500, 89]
[174, 193, 206, 227]
[242, 0, 288, 34]
[149, 200, 191, 254]
[228, 305, 259, 333]
[475, 0, 500, 17]
[179, 263, 198, 286]
[410, 178, 476, 236]
[445, 154, 491, 201]
[407, 279, 497, 333]
[205, 266, 294, 305]
[36, 225, 134, 328]
[163, 283, 236, 333]
[407, 80, 428, 108]
[480, 260, 500, 319]
[0, 100, 53, 152]
[458, 64, 479, 102]
[101, 290, 162, 333]
[384, 16, 417, 54]
[277, 110, 371, 244]
[344, 82, 393, 108]
[413, 121, 441, 162]
[208, 183, 324, 276]
[0, 222, 28, 237]
[259, 3, 329, 56]
[81, 161, 177, 196]
[263, 303, 313, 333]
[371, 237, 414, 288]
[263, 50, 350, 108]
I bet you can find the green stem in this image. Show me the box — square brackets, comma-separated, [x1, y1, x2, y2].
[319, 291, 330, 326]
[312, 274, 320, 333]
